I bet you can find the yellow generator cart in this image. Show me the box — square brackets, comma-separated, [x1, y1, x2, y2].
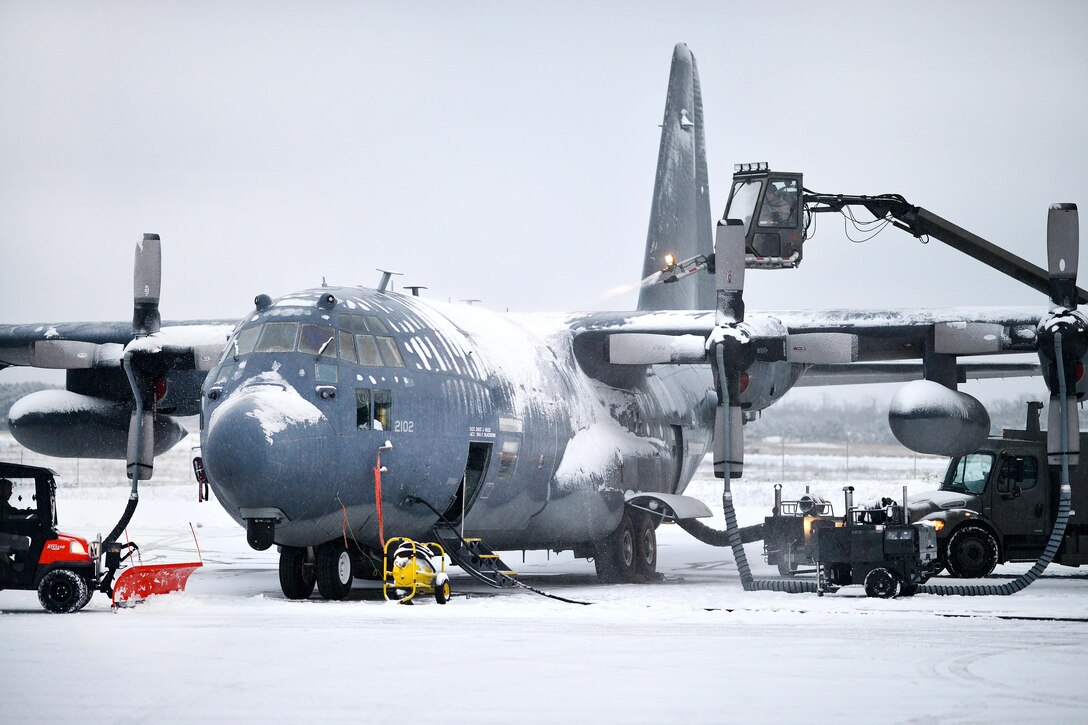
[383, 537, 451, 604]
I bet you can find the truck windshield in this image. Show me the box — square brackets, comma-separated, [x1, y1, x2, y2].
[941, 453, 995, 495]
[724, 178, 763, 234]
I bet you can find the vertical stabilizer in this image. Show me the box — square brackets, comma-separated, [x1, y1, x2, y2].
[637, 44, 715, 311]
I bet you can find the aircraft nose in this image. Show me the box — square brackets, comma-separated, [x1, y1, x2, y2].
[203, 383, 335, 517]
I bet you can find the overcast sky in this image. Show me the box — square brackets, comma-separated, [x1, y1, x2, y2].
[2, 1, 1085, 403]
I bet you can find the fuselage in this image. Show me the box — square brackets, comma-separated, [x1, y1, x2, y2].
[200, 287, 717, 551]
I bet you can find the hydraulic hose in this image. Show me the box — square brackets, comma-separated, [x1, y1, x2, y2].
[708, 342, 818, 592]
[918, 331, 1073, 596]
[104, 353, 144, 545]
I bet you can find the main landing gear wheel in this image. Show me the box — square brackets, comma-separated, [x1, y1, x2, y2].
[316, 542, 353, 600]
[863, 567, 901, 599]
[37, 569, 90, 613]
[279, 546, 316, 600]
[594, 513, 637, 583]
[945, 525, 999, 579]
[634, 513, 658, 581]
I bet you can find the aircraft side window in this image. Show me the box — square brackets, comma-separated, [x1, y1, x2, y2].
[375, 336, 405, 368]
[497, 440, 519, 480]
[315, 362, 337, 384]
[339, 330, 357, 364]
[355, 335, 383, 366]
[356, 389, 372, 430]
[373, 390, 392, 430]
[299, 325, 336, 358]
[213, 364, 237, 385]
[255, 322, 300, 353]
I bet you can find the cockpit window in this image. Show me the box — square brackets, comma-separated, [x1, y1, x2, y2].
[366, 316, 389, 335]
[255, 323, 300, 353]
[375, 336, 405, 368]
[339, 330, 357, 364]
[236, 326, 260, 356]
[355, 335, 383, 366]
[299, 325, 336, 358]
[346, 314, 390, 335]
[941, 452, 994, 495]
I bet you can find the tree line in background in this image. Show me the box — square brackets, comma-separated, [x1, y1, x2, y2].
[0, 382, 58, 430]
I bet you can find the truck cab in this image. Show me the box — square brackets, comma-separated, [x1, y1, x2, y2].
[909, 407, 1088, 577]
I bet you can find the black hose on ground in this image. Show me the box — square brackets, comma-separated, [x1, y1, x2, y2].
[720, 487, 820, 594]
[917, 483, 1070, 596]
[677, 517, 763, 546]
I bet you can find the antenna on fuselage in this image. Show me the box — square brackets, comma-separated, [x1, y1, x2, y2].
[460, 299, 482, 306]
[404, 286, 427, 297]
[376, 269, 402, 293]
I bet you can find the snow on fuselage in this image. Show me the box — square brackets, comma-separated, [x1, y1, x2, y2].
[199, 287, 716, 551]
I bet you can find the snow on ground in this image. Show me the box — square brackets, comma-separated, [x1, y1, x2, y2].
[2, 435, 1087, 723]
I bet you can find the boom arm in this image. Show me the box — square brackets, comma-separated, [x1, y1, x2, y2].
[805, 192, 1088, 307]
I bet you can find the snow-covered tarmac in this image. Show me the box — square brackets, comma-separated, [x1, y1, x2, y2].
[3, 445, 1087, 723]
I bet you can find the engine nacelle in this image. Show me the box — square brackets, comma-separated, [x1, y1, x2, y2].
[738, 360, 805, 412]
[888, 381, 990, 458]
[8, 390, 187, 459]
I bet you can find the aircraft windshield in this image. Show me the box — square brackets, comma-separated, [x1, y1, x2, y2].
[725, 178, 763, 234]
[941, 452, 994, 495]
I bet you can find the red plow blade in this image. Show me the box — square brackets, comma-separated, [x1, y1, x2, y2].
[111, 562, 202, 607]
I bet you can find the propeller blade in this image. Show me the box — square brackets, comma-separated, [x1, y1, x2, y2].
[1047, 204, 1079, 309]
[710, 341, 746, 479]
[1046, 393, 1079, 466]
[126, 408, 155, 481]
[714, 219, 746, 325]
[133, 233, 162, 337]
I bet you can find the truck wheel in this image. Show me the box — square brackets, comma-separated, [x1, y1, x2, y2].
[316, 543, 353, 600]
[946, 525, 999, 579]
[634, 513, 658, 580]
[279, 546, 316, 600]
[863, 567, 900, 599]
[593, 513, 637, 583]
[37, 569, 90, 613]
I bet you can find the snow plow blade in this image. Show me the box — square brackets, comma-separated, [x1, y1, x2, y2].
[111, 562, 202, 607]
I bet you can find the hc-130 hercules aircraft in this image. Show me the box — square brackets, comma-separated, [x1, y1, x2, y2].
[1, 45, 1083, 601]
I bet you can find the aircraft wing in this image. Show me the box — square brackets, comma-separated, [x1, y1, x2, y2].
[0, 320, 237, 372]
[567, 305, 1044, 382]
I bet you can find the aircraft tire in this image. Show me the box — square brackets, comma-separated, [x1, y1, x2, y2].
[316, 542, 353, 600]
[945, 525, 999, 579]
[594, 513, 637, 584]
[634, 512, 657, 580]
[279, 546, 316, 600]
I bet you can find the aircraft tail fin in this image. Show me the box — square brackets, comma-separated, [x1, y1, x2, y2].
[637, 44, 715, 312]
